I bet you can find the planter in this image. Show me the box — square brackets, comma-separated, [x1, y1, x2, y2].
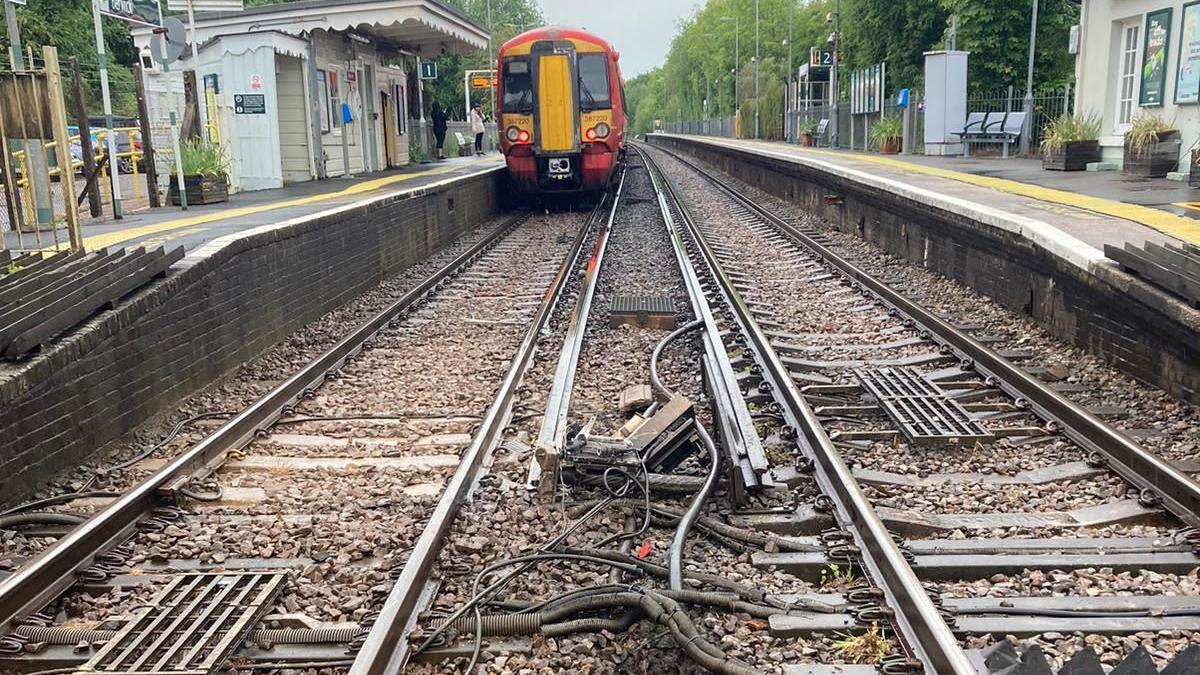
[1191, 149, 1199, 188]
[800, 132, 814, 147]
[1124, 130, 1182, 178]
[878, 138, 901, 155]
[169, 174, 228, 205]
[1042, 140, 1101, 171]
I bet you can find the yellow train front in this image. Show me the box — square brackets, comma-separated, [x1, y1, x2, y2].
[497, 27, 626, 194]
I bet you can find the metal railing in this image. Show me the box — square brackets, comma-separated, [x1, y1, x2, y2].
[966, 84, 1073, 152]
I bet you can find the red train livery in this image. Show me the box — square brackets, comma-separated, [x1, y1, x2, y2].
[496, 27, 627, 194]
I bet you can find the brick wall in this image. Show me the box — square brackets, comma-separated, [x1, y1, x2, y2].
[649, 135, 1200, 403]
[0, 169, 503, 504]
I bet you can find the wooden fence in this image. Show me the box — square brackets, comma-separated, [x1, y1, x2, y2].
[0, 46, 81, 253]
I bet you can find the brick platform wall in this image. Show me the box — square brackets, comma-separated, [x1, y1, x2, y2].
[648, 135, 1200, 403]
[0, 169, 503, 504]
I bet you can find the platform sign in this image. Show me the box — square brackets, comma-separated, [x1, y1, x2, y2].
[420, 61, 437, 79]
[809, 47, 833, 68]
[233, 93, 266, 115]
[99, 0, 162, 27]
[471, 75, 497, 89]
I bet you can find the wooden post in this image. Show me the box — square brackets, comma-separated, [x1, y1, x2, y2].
[42, 47, 81, 250]
[69, 57, 102, 218]
[182, 70, 200, 140]
[134, 63, 160, 208]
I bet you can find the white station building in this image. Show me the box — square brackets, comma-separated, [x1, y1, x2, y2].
[132, 0, 489, 192]
[1074, 0, 1199, 170]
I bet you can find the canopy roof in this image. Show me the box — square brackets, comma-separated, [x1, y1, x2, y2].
[133, 0, 489, 56]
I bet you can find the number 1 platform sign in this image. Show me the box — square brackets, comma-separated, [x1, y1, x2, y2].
[99, 0, 162, 27]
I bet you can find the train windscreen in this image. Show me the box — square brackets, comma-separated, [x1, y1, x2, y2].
[578, 53, 611, 111]
[502, 58, 533, 114]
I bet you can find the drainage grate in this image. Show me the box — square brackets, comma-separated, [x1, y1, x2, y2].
[77, 572, 286, 675]
[855, 367, 993, 448]
[610, 295, 676, 330]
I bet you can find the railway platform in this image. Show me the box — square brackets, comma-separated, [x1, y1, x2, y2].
[2, 155, 504, 256]
[648, 133, 1200, 404]
[656, 135, 1200, 252]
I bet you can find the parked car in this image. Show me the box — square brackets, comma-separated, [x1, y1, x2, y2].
[68, 117, 144, 174]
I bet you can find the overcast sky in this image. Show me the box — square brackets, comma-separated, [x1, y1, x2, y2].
[536, 0, 700, 78]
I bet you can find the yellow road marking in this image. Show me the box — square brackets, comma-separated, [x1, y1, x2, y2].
[733, 140, 1200, 245]
[1177, 201, 1200, 214]
[75, 159, 497, 252]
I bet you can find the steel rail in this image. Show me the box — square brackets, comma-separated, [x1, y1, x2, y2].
[637, 143, 977, 674]
[638, 146, 768, 498]
[349, 197, 606, 675]
[657, 144, 1200, 532]
[0, 213, 529, 637]
[531, 168, 627, 485]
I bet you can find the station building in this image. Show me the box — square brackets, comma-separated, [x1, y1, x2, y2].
[131, 0, 489, 192]
[1074, 0, 1199, 171]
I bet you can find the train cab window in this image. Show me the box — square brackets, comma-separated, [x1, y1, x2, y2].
[578, 54, 612, 111]
[502, 58, 533, 114]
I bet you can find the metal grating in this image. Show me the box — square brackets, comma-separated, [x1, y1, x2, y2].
[609, 295, 676, 329]
[855, 367, 993, 448]
[76, 572, 286, 675]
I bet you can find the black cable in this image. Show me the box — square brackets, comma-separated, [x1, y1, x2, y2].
[650, 320, 704, 400]
[670, 421, 720, 590]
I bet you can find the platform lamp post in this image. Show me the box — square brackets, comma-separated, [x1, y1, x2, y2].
[719, 15, 739, 125]
[786, 0, 794, 142]
[1020, 0, 1039, 157]
[829, 0, 841, 148]
[754, 0, 760, 139]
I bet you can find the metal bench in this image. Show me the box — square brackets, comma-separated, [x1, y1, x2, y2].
[956, 111, 1026, 158]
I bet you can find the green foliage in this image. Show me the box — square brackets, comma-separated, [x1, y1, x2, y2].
[797, 117, 818, 134]
[868, 115, 903, 145]
[628, 0, 1080, 134]
[1125, 112, 1176, 155]
[938, 0, 1079, 92]
[1039, 113, 1100, 154]
[424, 0, 544, 121]
[179, 139, 227, 177]
[840, 0, 949, 89]
[0, 0, 139, 115]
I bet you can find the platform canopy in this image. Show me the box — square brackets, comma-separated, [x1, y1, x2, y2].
[133, 0, 489, 56]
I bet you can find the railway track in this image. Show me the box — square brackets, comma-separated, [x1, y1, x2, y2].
[639, 142, 1200, 673]
[0, 205, 602, 673]
[0, 140, 1196, 675]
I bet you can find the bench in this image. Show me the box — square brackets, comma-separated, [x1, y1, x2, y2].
[954, 111, 1027, 158]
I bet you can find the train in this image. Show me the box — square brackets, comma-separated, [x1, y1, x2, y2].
[496, 27, 627, 194]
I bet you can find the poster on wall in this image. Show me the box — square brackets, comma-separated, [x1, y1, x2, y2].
[1177, 2, 1200, 104]
[1140, 8, 1173, 106]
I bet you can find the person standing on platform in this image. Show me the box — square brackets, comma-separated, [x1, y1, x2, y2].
[471, 104, 486, 155]
[431, 101, 449, 160]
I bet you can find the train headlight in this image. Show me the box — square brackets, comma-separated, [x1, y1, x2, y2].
[517, 129, 531, 143]
[506, 126, 521, 142]
[592, 122, 611, 139]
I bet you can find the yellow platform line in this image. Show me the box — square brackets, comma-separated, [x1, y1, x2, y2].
[731, 139, 1200, 245]
[76, 159, 496, 252]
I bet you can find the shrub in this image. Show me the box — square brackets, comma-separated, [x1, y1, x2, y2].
[1040, 113, 1101, 155]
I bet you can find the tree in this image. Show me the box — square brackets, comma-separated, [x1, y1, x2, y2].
[0, 0, 139, 115]
[943, 0, 1078, 92]
[425, 0, 544, 120]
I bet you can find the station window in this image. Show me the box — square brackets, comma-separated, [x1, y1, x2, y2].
[578, 53, 611, 111]
[502, 57, 533, 114]
[317, 70, 332, 133]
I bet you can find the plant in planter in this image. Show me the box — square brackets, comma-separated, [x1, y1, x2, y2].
[869, 115, 903, 154]
[1123, 113, 1181, 178]
[798, 118, 818, 147]
[1040, 113, 1101, 171]
[170, 139, 229, 206]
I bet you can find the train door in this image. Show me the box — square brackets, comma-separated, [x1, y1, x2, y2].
[531, 41, 579, 155]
